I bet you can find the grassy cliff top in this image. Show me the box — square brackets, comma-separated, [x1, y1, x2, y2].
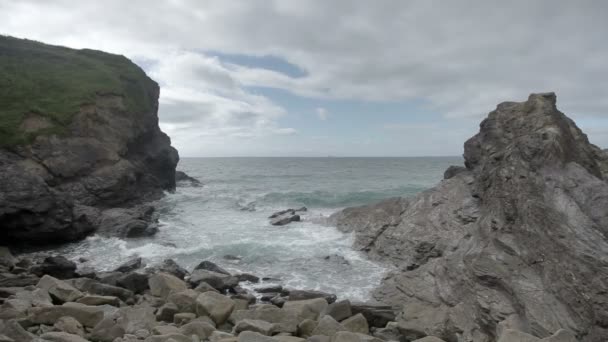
[0, 36, 157, 146]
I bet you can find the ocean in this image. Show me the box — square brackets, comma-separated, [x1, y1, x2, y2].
[52, 157, 461, 301]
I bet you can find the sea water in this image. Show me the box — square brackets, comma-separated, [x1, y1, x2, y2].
[52, 157, 460, 301]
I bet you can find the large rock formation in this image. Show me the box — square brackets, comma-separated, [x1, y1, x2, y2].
[330, 93, 608, 342]
[0, 36, 178, 244]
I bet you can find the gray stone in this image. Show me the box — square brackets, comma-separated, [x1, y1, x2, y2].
[230, 304, 299, 334]
[149, 273, 187, 299]
[310, 315, 345, 337]
[341, 313, 368, 335]
[159, 259, 189, 280]
[322, 300, 351, 322]
[54, 316, 85, 337]
[116, 272, 149, 294]
[68, 277, 134, 301]
[297, 319, 317, 338]
[179, 321, 216, 340]
[29, 303, 105, 327]
[194, 260, 231, 275]
[237, 331, 275, 342]
[210, 331, 236, 341]
[168, 289, 199, 313]
[497, 329, 540, 342]
[152, 325, 181, 335]
[332, 331, 383, 342]
[0, 247, 15, 269]
[114, 257, 144, 273]
[540, 329, 578, 342]
[30, 256, 77, 279]
[0, 319, 36, 342]
[287, 290, 336, 304]
[270, 214, 300, 226]
[76, 294, 120, 306]
[157, 302, 179, 322]
[40, 331, 89, 342]
[36, 275, 83, 303]
[234, 319, 278, 336]
[412, 337, 448, 342]
[196, 291, 236, 325]
[173, 312, 196, 325]
[144, 333, 192, 342]
[90, 305, 156, 342]
[282, 298, 328, 321]
[189, 270, 238, 290]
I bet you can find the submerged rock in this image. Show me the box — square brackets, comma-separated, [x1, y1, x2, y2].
[331, 93, 608, 341]
[175, 170, 201, 186]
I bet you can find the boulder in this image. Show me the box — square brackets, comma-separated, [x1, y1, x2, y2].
[287, 290, 336, 304]
[114, 257, 144, 273]
[149, 273, 187, 299]
[0, 273, 39, 287]
[540, 329, 578, 342]
[96, 206, 160, 238]
[443, 165, 467, 180]
[168, 289, 199, 313]
[40, 331, 89, 342]
[156, 302, 179, 322]
[282, 298, 328, 321]
[234, 319, 278, 336]
[230, 304, 299, 334]
[0, 247, 15, 269]
[332, 331, 383, 342]
[116, 272, 149, 294]
[497, 329, 540, 342]
[235, 273, 260, 283]
[76, 294, 120, 306]
[30, 256, 77, 279]
[173, 312, 196, 325]
[175, 171, 201, 186]
[90, 306, 156, 342]
[322, 300, 351, 321]
[29, 303, 105, 327]
[159, 259, 189, 280]
[54, 316, 85, 336]
[310, 315, 346, 337]
[349, 303, 395, 328]
[237, 331, 275, 342]
[194, 281, 221, 293]
[297, 319, 317, 338]
[341, 313, 369, 334]
[14, 287, 53, 307]
[194, 260, 231, 275]
[152, 325, 181, 335]
[144, 333, 192, 342]
[68, 277, 134, 301]
[270, 214, 300, 226]
[179, 320, 216, 340]
[37, 275, 84, 303]
[196, 291, 236, 325]
[96, 271, 123, 286]
[189, 269, 238, 290]
[0, 319, 37, 342]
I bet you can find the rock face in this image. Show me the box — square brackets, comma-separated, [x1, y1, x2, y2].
[330, 93, 608, 342]
[0, 36, 178, 244]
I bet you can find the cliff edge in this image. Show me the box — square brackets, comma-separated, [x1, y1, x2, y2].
[330, 93, 608, 341]
[0, 36, 178, 244]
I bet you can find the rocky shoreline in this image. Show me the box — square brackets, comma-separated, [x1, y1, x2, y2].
[0, 247, 401, 342]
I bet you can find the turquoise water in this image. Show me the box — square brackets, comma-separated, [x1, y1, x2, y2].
[58, 157, 461, 300]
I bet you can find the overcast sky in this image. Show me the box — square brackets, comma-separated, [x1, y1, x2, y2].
[2, 1, 608, 156]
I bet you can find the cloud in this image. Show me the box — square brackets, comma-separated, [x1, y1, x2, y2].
[316, 107, 328, 121]
[2, 1, 608, 155]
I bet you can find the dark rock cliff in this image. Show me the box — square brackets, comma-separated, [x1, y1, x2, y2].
[330, 93, 608, 341]
[0, 36, 178, 244]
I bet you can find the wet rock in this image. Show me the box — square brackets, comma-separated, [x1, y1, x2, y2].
[175, 170, 201, 186]
[350, 303, 396, 328]
[96, 206, 160, 238]
[236, 273, 260, 283]
[287, 290, 336, 304]
[189, 269, 238, 290]
[30, 256, 77, 279]
[443, 165, 468, 180]
[194, 260, 231, 275]
[270, 214, 300, 226]
[114, 257, 144, 273]
[224, 255, 242, 261]
[159, 259, 189, 280]
[322, 299, 352, 322]
[96, 271, 123, 286]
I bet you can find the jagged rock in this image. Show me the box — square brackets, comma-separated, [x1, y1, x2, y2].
[196, 291, 235, 325]
[159, 259, 189, 280]
[30, 256, 77, 279]
[114, 257, 144, 273]
[0, 37, 178, 245]
[443, 165, 467, 180]
[194, 260, 231, 275]
[234, 319, 278, 336]
[179, 320, 215, 340]
[229, 304, 299, 334]
[194, 281, 221, 293]
[0, 319, 36, 342]
[167, 289, 199, 313]
[96, 206, 160, 238]
[497, 329, 540, 342]
[175, 171, 201, 186]
[331, 93, 608, 341]
[235, 273, 260, 283]
[297, 319, 317, 338]
[270, 214, 300, 226]
[149, 272, 187, 299]
[156, 302, 179, 322]
[0, 273, 39, 287]
[96, 271, 123, 286]
[540, 329, 578, 342]
[37, 275, 84, 303]
[189, 269, 238, 290]
[349, 303, 396, 328]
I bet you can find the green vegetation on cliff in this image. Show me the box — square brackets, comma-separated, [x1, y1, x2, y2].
[0, 36, 157, 146]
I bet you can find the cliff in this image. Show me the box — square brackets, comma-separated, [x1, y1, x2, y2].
[0, 36, 179, 244]
[330, 93, 608, 341]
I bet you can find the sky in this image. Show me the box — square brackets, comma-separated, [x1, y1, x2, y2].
[1, 1, 608, 157]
